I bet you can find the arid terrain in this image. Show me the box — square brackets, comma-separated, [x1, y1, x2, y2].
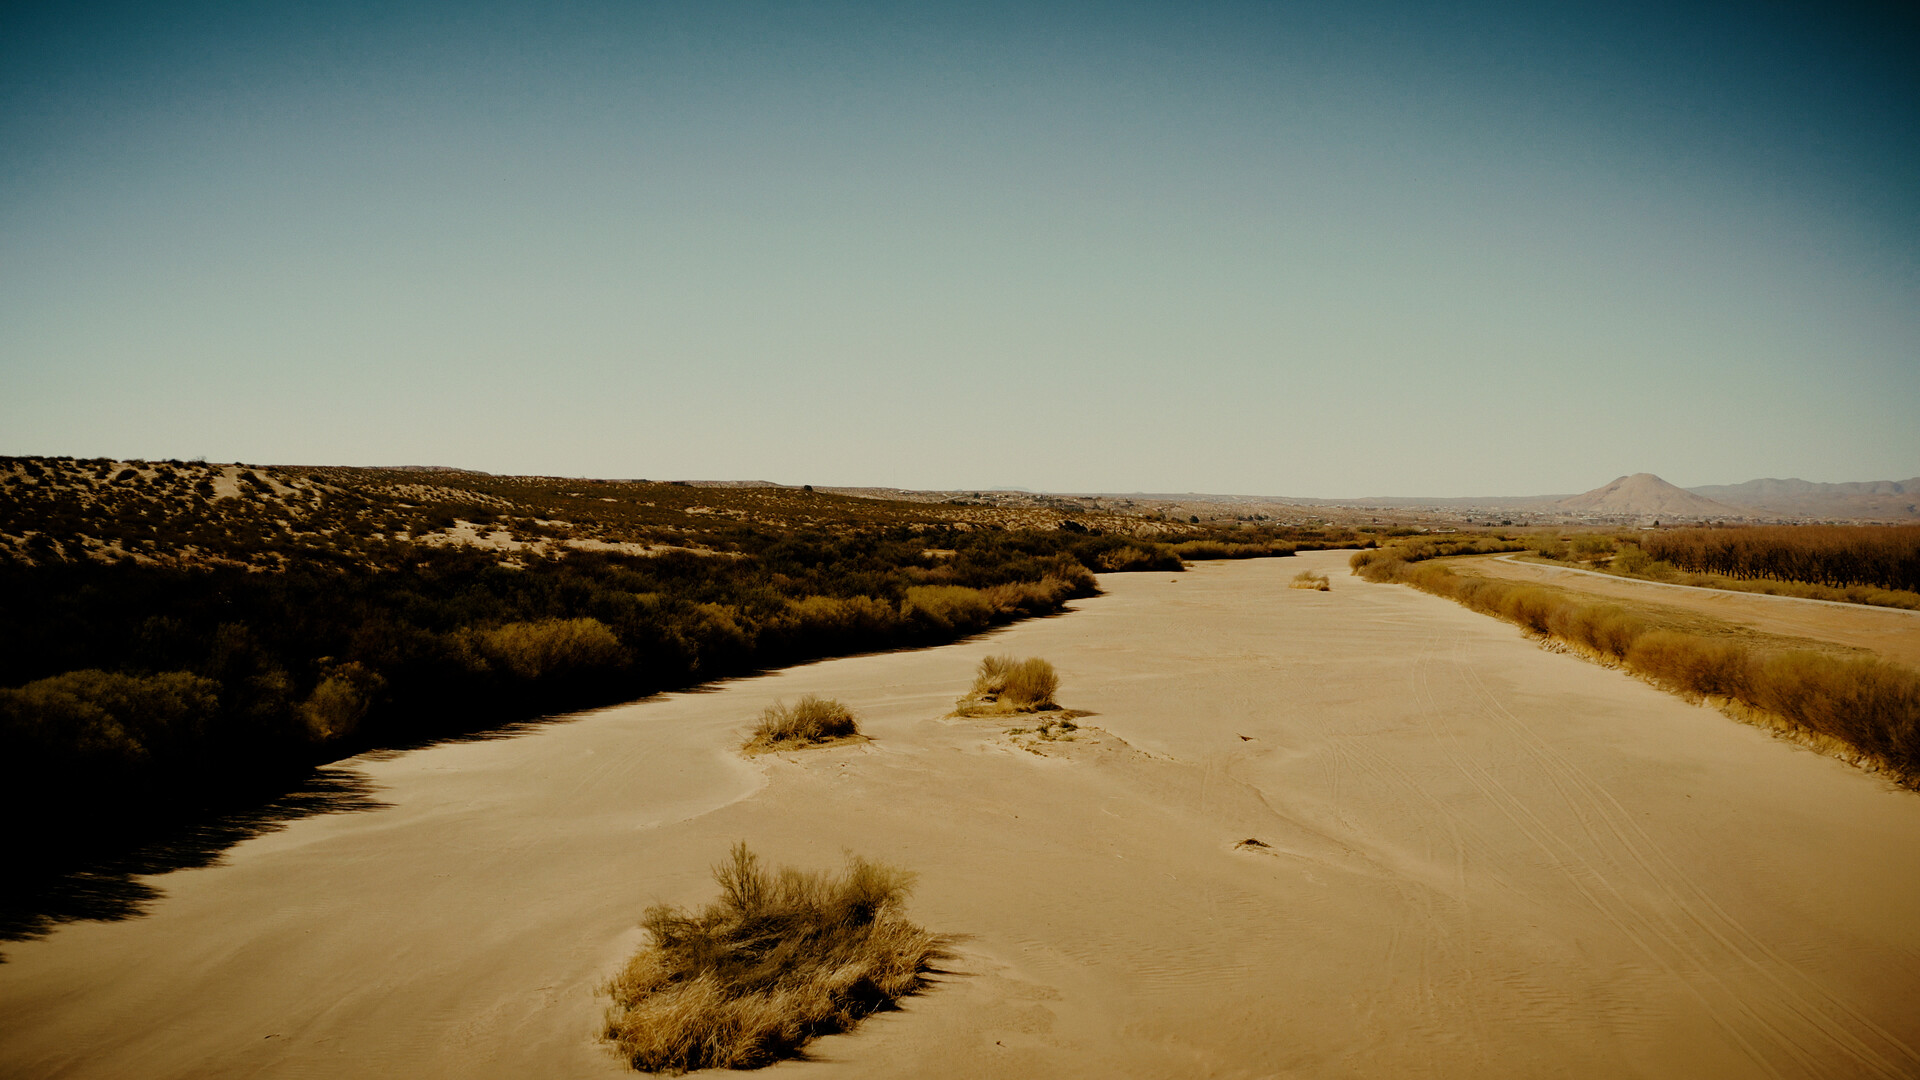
[2, 553, 1915, 1079]
[1458, 554, 1920, 668]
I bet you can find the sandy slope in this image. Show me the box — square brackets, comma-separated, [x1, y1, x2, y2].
[2, 553, 1917, 1079]
[1459, 554, 1920, 667]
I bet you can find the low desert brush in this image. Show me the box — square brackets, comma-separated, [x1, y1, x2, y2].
[958, 654, 1059, 714]
[603, 844, 943, 1073]
[1290, 570, 1330, 591]
[743, 695, 860, 751]
[1007, 715, 1078, 741]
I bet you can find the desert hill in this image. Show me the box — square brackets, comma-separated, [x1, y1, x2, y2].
[1555, 473, 1745, 519]
[0, 457, 1185, 572]
[1688, 477, 1920, 521]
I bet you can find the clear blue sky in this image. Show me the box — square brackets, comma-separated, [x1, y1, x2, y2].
[3, 2, 1914, 496]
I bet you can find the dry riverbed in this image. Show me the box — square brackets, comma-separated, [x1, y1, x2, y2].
[2, 553, 1916, 1078]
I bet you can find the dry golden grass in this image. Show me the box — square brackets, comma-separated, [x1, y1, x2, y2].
[603, 844, 942, 1073]
[955, 654, 1060, 715]
[1290, 570, 1330, 591]
[742, 696, 860, 752]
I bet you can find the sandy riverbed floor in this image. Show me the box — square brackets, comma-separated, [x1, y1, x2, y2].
[2, 552, 1917, 1079]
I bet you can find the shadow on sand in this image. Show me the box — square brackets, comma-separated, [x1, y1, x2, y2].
[0, 767, 390, 959]
[0, 613, 1079, 961]
[0, 692, 669, 960]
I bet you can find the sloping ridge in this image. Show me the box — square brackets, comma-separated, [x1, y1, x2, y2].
[1556, 473, 1745, 518]
[1693, 477, 1919, 499]
[1688, 477, 1920, 520]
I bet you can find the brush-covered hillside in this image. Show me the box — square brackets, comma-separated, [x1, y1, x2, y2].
[0, 456, 1353, 879]
[0, 458, 1191, 572]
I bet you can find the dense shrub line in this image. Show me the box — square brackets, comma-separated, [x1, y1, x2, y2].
[1351, 549, 1920, 784]
[0, 528, 1114, 869]
[1379, 536, 1529, 562]
[1163, 539, 1298, 561]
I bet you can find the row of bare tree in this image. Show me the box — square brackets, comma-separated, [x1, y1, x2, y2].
[1640, 525, 1920, 592]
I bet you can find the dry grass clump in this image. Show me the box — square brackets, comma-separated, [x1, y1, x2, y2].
[1290, 570, 1330, 591]
[603, 844, 942, 1073]
[1350, 548, 1920, 783]
[957, 654, 1060, 714]
[743, 696, 860, 751]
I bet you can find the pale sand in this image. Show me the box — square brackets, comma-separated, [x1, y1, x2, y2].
[1460, 554, 1920, 667]
[2, 553, 1918, 1079]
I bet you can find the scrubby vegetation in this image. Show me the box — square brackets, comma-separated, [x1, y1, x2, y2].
[1290, 570, 1330, 591]
[1372, 535, 1530, 562]
[956, 655, 1061, 715]
[0, 533, 1095, 873]
[603, 844, 941, 1072]
[0, 455, 1380, 890]
[1165, 539, 1297, 561]
[1351, 548, 1920, 784]
[744, 696, 860, 752]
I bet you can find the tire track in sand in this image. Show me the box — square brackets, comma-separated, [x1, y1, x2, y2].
[1431, 632, 1916, 1078]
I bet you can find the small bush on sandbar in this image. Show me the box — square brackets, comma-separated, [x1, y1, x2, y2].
[744, 695, 860, 751]
[1290, 570, 1330, 591]
[603, 843, 942, 1073]
[959, 654, 1059, 714]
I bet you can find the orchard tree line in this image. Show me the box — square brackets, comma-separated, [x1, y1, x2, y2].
[1641, 525, 1920, 593]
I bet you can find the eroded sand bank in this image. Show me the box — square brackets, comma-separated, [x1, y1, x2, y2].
[2, 552, 1917, 1079]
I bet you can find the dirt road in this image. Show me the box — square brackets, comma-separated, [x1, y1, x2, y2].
[1458, 554, 1920, 666]
[2, 553, 1916, 1078]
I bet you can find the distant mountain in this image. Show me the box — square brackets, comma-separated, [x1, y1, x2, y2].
[1555, 474, 1745, 519]
[1687, 477, 1920, 520]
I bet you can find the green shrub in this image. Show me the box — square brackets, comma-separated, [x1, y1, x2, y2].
[1613, 544, 1654, 575]
[603, 844, 941, 1072]
[1169, 540, 1298, 561]
[1092, 544, 1183, 573]
[1570, 535, 1617, 560]
[471, 617, 625, 681]
[903, 585, 995, 634]
[0, 669, 219, 768]
[300, 661, 384, 742]
[1169, 540, 1231, 560]
[779, 595, 898, 639]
